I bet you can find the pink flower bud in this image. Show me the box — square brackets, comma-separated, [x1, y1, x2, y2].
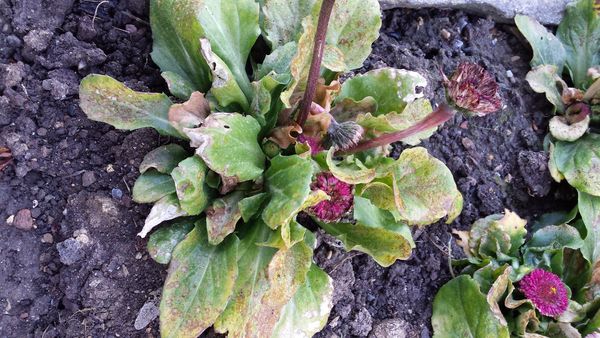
[444, 62, 502, 116]
[308, 172, 353, 222]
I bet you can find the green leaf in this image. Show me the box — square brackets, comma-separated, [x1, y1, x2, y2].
[357, 180, 396, 211]
[171, 156, 211, 215]
[244, 238, 313, 337]
[185, 113, 265, 184]
[326, 148, 396, 184]
[515, 15, 566, 73]
[200, 39, 249, 111]
[554, 133, 600, 196]
[149, 0, 210, 92]
[198, 0, 260, 99]
[161, 71, 196, 100]
[391, 147, 463, 225]
[239, 193, 269, 222]
[319, 196, 415, 267]
[325, 0, 382, 70]
[160, 222, 239, 338]
[250, 72, 290, 134]
[525, 65, 565, 112]
[272, 264, 334, 337]
[79, 75, 183, 138]
[256, 42, 298, 80]
[261, 0, 318, 48]
[262, 154, 313, 229]
[356, 98, 437, 145]
[280, 17, 316, 107]
[213, 221, 277, 336]
[467, 211, 528, 259]
[527, 224, 584, 252]
[132, 170, 176, 203]
[206, 191, 244, 245]
[335, 68, 428, 117]
[432, 275, 510, 338]
[147, 219, 195, 264]
[557, 0, 600, 88]
[139, 144, 188, 174]
[579, 191, 600, 264]
[138, 194, 188, 238]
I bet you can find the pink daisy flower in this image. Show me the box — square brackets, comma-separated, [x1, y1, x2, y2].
[308, 172, 353, 222]
[519, 269, 569, 317]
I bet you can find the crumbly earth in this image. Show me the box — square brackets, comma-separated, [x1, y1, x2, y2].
[0, 1, 567, 337]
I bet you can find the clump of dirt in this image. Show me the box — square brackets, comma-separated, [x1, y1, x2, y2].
[0, 1, 565, 337]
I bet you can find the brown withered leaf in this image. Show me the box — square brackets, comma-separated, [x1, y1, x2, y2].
[0, 147, 12, 172]
[562, 87, 585, 106]
[268, 123, 303, 149]
[206, 191, 244, 245]
[314, 79, 341, 112]
[168, 91, 210, 131]
[303, 112, 332, 139]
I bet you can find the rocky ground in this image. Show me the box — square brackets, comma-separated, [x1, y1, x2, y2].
[0, 1, 567, 337]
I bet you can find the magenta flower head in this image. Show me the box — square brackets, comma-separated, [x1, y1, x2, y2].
[443, 62, 502, 116]
[297, 134, 323, 155]
[519, 269, 569, 317]
[308, 172, 353, 222]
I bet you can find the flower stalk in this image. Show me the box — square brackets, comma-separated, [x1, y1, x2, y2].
[295, 0, 336, 128]
[340, 104, 455, 154]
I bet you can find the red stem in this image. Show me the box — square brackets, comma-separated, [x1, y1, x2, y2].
[295, 0, 336, 127]
[340, 104, 456, 154]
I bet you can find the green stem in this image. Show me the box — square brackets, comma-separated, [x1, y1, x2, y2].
[340, 104, 455, 154]
[295, 0, 336, 128]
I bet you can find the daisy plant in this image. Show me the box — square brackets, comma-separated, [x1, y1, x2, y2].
[515, 0, 600, 277]
[78, 0, 497, 336]
[432, 210, 600, 337]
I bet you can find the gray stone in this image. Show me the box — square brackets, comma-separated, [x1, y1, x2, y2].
[0, 62, 26, 89]
[57, 238, 85, 265]
[369, 319, 412, 338]
[42, 69, 79, 100]
[23, 29, 54, 52]
[81, 171, 96, 187]
[378, 0, 574, 25]
[350, 307, 373, 336]
[134, 301, 160, 330]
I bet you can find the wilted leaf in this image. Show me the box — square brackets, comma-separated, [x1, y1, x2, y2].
[147, 219, 195, 264]
[198, 0, 260, 99]
[168, 91, 210, 133]
[525, 65, 566, 112]
[132, 170, 176, 203]
[206, 191, 244, 245]
[261, 0, 318, 48]
[200, 39, 249, 111]
[139, 144, 188, 174]
[391, 147, 463, 225]
[579, 191, 600, 264]
[516, 309, 541, 336]
[262, 154, 313, 229]
[79, 75, 183, 138]
[161, 71, 196, 100]
[185, 113, 265, 184]
[246, 240, 313, 337]
[432, 275, 510, 338]
[557, 0, 600, 88]
[554, 133, 600, 196]
[160, 222, 239, 338]
[549, 115, 590, 142]
[149, 0, 210, 92]
[280, 17, 316, 107]
[138, 194, 188, 238]
[171, 156, 211, 215]
[318, 196, 415, 267]
[486, 266, 511, 326]
[271, 264, 334, 338]
[326, 148, 395, 184]
[515, 15, 566, 73]
[0, 147, 12, 172]
[325, 0, 381, 70]
[336, 68, 427, 117]
[213, 221, 277, 336]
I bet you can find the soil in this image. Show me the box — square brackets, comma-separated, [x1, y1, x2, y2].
[0, 1, 569, 337]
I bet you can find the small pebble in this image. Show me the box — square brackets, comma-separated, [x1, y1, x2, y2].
[511, 56, 521, 62]
[106, 164, 115, 173]
[135, 252, 143, 260]
[461, 137, 475, 151]
[41, 233, 54, 244]
[111, 188, 123, 200]
[13, 209, 34, 230]
[506, 70, 516, 83]
[440, 28, 451, 40]
[81, 171, 96, 187]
